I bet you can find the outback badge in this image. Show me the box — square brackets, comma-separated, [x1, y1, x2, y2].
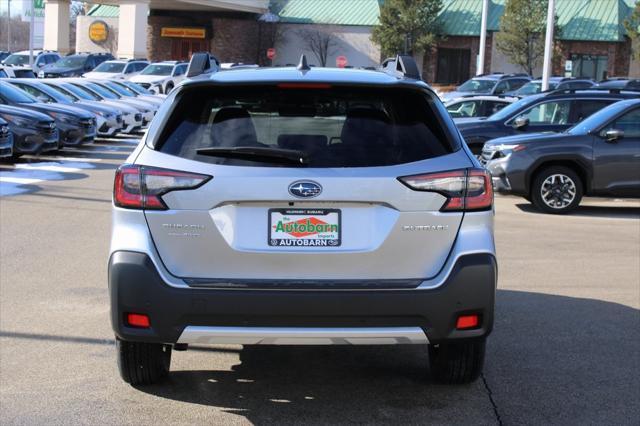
[288, 181, 322, 198]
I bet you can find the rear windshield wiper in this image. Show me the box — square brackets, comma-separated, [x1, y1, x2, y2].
[196, 146, 309, 166]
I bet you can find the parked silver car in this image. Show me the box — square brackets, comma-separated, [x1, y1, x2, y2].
[109, 55, 497, 386]
[67, 79, 156, 125]
[43, 80, 144, 133]
[7, 78, 123, 138]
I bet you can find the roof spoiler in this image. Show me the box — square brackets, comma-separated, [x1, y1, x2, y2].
[381, 55, 421, 80]
[186, 52, 220, 78]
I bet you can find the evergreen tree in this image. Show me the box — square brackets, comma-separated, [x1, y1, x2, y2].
[496, 0, 560, 75]
[624, 1, 640, 59]
[371, 0, 443, 57]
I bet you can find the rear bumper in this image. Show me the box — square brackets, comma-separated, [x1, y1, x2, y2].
[109, 251, 497, 345]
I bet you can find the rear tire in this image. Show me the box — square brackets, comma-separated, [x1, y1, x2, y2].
[531, 166, 583, 214]
[116, 339, 172, 385]
[429, 338, 485, 384]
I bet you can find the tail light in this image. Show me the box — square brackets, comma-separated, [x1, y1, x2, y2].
[114, 164, 211, 210]
[398, 168, 493, 212]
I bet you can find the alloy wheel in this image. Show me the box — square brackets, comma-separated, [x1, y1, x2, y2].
[540, 174, 577, 209]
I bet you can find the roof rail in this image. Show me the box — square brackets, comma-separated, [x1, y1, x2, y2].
[548, 87, 640, 95]
[501, 73, 529, 79]
[381, 55, 421, 80]
[599, 76, 631, 82]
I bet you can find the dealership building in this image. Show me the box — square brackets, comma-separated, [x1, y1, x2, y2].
[43, 0, 639, 82]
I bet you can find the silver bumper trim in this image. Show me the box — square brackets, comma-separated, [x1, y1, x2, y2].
[177, 326, 429, 345]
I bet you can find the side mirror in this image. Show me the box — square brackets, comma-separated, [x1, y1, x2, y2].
[513, 116, 530, 129]
[603, 129, 624, 143]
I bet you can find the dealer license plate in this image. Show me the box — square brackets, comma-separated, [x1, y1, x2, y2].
[268, 209, 341, 247]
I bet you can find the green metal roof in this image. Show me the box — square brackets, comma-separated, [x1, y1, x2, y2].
[270, 0, 381, 26]
[437, 0, 503, 35]
[87, 0, 636, 42]
[87, 4, 119, 18]
[436, 0, 636, 42]
[555, 0, 636, 41]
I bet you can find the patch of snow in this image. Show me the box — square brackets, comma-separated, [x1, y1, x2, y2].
[0, 160, 95, 197]
[0, 182, 32, 196]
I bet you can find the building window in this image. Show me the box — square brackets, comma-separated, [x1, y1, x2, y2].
[570, 54, 608, 81]
[436, 48, 471, 85]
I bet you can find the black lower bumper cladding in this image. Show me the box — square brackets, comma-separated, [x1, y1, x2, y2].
[109, 252, 497, 345]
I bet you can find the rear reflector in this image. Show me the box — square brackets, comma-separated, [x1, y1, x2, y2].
[456, 314, 480, 330]
[114, 164, 211, 210]
[398, 168, 493, 212]
[126, 313, 150, 328]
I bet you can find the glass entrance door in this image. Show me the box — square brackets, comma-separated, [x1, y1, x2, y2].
[571, 54, 608, 81]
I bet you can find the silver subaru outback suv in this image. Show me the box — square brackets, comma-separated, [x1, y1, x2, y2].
[109, 54, 497, 385]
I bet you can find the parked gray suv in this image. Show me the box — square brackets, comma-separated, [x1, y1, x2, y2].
[482, 98, 640, 213]
[109, 55, 497, 385]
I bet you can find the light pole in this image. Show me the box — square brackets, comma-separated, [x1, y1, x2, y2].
[477, 0, 489, 75]
[29, 0, 35, 66]
[541, 0, 555, 91]
[6, 0, 10, 52]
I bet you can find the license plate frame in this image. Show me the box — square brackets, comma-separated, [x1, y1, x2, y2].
[268, 208, 341, 247]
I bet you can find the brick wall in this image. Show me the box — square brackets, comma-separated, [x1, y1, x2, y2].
[147, 12, 262, 63]
[210, 17, 262, 64]
[147, 14, 213, 61]
[424, 36, 632, 84]
[555, 40, 632, 78]
[423, 35, 493, 84]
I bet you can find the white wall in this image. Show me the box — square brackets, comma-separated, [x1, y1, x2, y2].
[75, 16, 119, 55]
[275, 24, 380, 68]
[490, 35, 543, 76]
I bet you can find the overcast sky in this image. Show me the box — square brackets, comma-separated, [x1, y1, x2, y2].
[1, 0, 29, 16]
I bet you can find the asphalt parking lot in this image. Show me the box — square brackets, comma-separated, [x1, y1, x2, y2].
[0, 136, 638, 425]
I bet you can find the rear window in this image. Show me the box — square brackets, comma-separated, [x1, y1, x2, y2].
[156, 86, 457, 168]
[14, 69, 36, 78]
[94, 62, 125, 73]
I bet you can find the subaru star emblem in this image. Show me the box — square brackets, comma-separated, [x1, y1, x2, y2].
[288, 181, 322, 198]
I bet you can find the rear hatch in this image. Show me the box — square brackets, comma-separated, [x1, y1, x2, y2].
[132, 83, 473, 282]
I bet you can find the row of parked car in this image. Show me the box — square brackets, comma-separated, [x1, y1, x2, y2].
[0, 50, 189, 95]
[443, 73, 640, 120]
[442, 74, 640, 213]
[0, 78, 166, 159]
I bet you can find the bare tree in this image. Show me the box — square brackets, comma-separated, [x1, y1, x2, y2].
[295, 27, 338, 67]
[257, 22, 283, 66]
[103, 26, 118, 56]
[0, 15, 30, 52]
[69, 2, 87, 53]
